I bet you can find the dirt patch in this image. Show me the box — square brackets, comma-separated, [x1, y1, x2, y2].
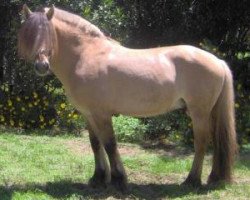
[141, 140, 193, 157]
[62, 139, 92, 155]
[63, 138, 144, 157]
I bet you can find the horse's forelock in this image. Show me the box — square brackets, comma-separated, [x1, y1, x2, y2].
[18, 11, 57, 60]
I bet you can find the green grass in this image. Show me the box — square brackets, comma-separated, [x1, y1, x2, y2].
[0, 130, 249, 199]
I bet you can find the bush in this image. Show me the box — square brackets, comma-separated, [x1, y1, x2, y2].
[0, 83, 84, 132]
[141, 110, 193, 145]
[113, 115, 147, 142]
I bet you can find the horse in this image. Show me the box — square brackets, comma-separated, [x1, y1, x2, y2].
[18, 5, 237, 191]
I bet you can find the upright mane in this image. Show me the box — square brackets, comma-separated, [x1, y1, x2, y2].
[51, 7, 105, 38]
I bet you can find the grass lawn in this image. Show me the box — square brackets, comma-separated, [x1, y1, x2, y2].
[0, 130, 249, 200]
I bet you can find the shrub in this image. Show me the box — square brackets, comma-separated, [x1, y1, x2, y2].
[113, 115, 147, 142]
[0, 84, 84, 132]
[141, 110, 193, 145]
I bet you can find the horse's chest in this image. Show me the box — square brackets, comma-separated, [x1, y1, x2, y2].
[64, 87, 90, 114]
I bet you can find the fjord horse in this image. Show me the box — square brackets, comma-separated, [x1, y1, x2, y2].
[18, 5, 237, 191]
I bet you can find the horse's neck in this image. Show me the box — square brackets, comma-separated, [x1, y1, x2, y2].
[51, 19, 107, 82]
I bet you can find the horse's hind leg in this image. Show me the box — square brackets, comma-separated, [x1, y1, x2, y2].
[87, 114, 127, 191]
[182, 109, 211, 187]
[87, 122, 110, 188]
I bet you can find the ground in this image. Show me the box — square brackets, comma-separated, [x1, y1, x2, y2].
[0, 130, 249, 200]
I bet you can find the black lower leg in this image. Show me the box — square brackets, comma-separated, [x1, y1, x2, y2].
[104, 137, 127, 191]
[88, 133, 109, 188]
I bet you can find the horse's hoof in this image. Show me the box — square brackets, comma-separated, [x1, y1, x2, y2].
[181, 177, 202, 188]
[207, 173, 230, 188]
[88, 176, 107, 189]
[207, 178, 227, 188]
[111, 175, 128, 193]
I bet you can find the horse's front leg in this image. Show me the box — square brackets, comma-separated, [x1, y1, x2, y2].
[87, 114, 127, 191]
[104, 132, 127, 192]
[87, 122, 110, 188]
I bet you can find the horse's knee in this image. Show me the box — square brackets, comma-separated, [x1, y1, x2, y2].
[89, 134, 101, 153]
[104, 137, 117, 157]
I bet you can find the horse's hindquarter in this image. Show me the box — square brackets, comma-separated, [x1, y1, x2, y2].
[172, 46, 226, 112]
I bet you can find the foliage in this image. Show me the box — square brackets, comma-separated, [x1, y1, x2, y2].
[0, 1, 249, 144]
[113, 115, 147, 142]
[0, 83, 83, 131]
[141, 110, 193, 145]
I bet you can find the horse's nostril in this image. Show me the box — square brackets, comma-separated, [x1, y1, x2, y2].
[34, 61, 50, 76]
[45, 62, 50, 70]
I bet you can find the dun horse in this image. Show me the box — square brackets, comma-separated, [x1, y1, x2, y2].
[18, 5, 237, 191]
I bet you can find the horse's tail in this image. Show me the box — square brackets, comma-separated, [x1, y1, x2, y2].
[209, 61, 238, 183]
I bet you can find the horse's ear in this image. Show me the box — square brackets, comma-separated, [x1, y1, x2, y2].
[46, 5, 55, 20]
[22, 4, 32, 19]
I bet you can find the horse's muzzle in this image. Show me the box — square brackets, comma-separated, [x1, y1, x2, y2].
[34, 61, 51, 76]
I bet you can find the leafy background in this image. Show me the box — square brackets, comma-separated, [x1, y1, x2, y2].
[0, 0, 249, 145]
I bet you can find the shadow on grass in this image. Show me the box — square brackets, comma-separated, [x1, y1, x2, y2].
[0, 180, 226, 200]
[140, 140, 194, 158]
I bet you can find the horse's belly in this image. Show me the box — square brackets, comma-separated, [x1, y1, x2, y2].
[111, 90, 178, 117]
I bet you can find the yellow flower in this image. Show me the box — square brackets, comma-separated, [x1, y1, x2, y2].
[34, 101, 38, 106]
[60, 103, 66, 109]
[16, 97, 21, 102]
[19, 121, 23, 127]
[33, 92, 38, 98]
[235, 103, 240, 108]
[28, 103, 33, 108]
[4, 87, 9, 92]
[0, 115, 5, 122]
[40, 125, 45, 129]
[49, 119, 55, 125]
[10, 119, 14, 126]
[7, 99, 13, 107]
[21, 107, 26, 111]
[44, 101, 49, 106]
[73, 114, 78, 119]
[68, 113, 72, 118]
[39, 115, 44, 122]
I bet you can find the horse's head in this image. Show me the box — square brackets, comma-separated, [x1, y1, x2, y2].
[18, 4, 57, 76]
